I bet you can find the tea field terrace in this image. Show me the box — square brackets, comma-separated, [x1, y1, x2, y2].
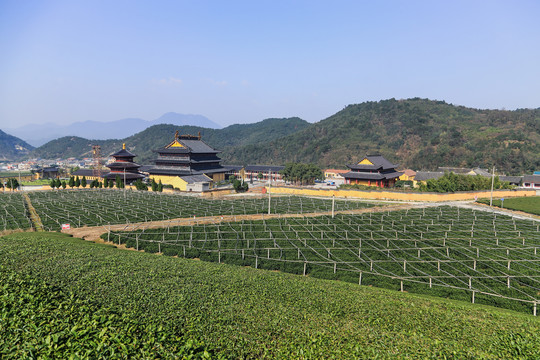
[20, 190, 375, 230]
[107, 206, 540, 315]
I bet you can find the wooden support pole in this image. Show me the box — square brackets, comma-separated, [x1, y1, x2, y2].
[472, 291, 475, 304]
[333, 262, 337, 273]
[429, 277, 432, 288]
[400, 280, 404, 292]
[358, 272, 362, 285]
[303, 261, 307, 276]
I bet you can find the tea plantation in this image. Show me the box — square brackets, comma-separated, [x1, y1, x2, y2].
[2, 232, 540, 359]
[20, 190, 374, 230]
[107, 206, 540, 314]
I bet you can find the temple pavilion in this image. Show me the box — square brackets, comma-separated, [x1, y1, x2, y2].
[343, 155, 402, 188]
[103, 143, 145, 184]
[147, 131, 227, 190]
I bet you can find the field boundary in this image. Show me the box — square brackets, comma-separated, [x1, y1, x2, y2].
[267, 187, 536, 202]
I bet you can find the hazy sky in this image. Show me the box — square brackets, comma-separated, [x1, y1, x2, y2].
[1, 0, 539, 128]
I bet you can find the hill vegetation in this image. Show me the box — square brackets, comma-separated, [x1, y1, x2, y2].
[22, 99, 540, 174]
[0, 129, 34, 160]
[223, 98, 540, 175]
[2, 232, 539, 358]
[30, 117, 309, 163]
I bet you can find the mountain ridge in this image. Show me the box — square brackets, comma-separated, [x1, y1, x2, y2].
[6, 112, 222, 147]
[0, 129, 35, 160]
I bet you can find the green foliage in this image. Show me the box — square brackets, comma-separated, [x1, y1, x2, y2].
[478, 196, 540, 216]
[151, 178, 158, 192]
[134, 178, 148, 191]
[419, 172, 512, 193]
[280, 162, 323, 185]
[61, 180, 66, 189]
[0, 267, 213, 358]
[257, 172, 263, 180]
[0, 129, 34, 160]
[158, 179, 163, 192]
[75, 176, 81, 188]
[5, 178, 19, 191]
[81, 176, 87, 188]
[68, 176, 75, 188]
[2, 232, 539, 358]
[49, 180, 55, 189]
[232, 179, 248, 193]
[223, 99, 540, 175]
[103, 178, 109, 188]
[30, 118, 310, 164]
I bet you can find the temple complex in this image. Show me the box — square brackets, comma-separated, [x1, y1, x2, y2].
[343, 155, 402, 188]
[147, 131, 227, 190]
[103, 143, 144, 184]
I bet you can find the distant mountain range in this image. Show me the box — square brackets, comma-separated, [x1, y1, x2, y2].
[0, 129, 34, 160]
[5, 112, 221, 147]
[3, 99, 539, 175]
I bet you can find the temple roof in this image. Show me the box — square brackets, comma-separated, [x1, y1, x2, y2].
[110, 148, 136, 158]
[343, 171, 402, 181]
[347, 155, 398, 171]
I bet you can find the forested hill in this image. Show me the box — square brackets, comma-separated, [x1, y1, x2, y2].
[222, 98, 540, 175]
[30, 117, 309, 163]
[0, 129, 34, 160]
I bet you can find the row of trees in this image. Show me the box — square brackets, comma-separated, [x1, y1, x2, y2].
[279, 163, 323, 185]
[0, 178, 20, 191]
[418, 172, 513, 193]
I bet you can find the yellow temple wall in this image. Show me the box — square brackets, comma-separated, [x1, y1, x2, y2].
[150, 175, 188, 191]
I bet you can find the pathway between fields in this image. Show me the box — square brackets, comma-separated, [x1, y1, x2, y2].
[62, 200, 540, 244]
[63, 203, 418, 243]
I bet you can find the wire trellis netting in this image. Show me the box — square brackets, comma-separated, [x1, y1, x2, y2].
[107, 206, 540, 315]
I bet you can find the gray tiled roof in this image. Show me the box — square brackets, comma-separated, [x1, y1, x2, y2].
[523, 175, 540, 183]
[180, 174, 212, 184]
[414, 171, 444, 181]
[245, 165, 284, 173]
[178, 139, 220, 153]
[499, 176, 522, 184]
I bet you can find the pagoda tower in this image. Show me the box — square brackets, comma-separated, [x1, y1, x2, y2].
[104, 143, 145, 184]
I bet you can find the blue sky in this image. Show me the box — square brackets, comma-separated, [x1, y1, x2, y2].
[1, 0, 539, 128]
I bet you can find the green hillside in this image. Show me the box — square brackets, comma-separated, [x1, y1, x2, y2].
[0, 129, 34, 160]
[30, 117, 309, 163]
[2, 232, 539, 358]
[223, 98, 540, 175]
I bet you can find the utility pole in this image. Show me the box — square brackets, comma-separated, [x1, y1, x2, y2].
[124, 168, 126, 199]
[267, 169, 271, 215]
[489, 166, 495, 207]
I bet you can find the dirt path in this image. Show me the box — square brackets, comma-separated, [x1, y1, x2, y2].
[63, 203, 418, 243]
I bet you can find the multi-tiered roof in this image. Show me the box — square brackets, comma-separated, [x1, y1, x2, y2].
[104, 143, 144, 183]
[148, 131, 227, 178]
[343, 155, 402, 187]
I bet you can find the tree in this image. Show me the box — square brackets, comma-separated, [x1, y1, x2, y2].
[115, 175, 122, 189]
[233, 179, 249, 193]
[75, 176, 81, 188]
[61, 180, 67, 189]
[158, 180, 163, 192]
[103, 178, 109, 188]
[280, 163, 323, 185]
[257, 172, 264, 180]
[81, 176, 87, 188]
[6, 178, 19, 191]
[89, 180, 95, 189]
[50, 180, 55, 189]
[68, 176, 75, 188]
[55, 178, 61, 188]
[109, 180, 114, 188]
[151, 179, 158, 192]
